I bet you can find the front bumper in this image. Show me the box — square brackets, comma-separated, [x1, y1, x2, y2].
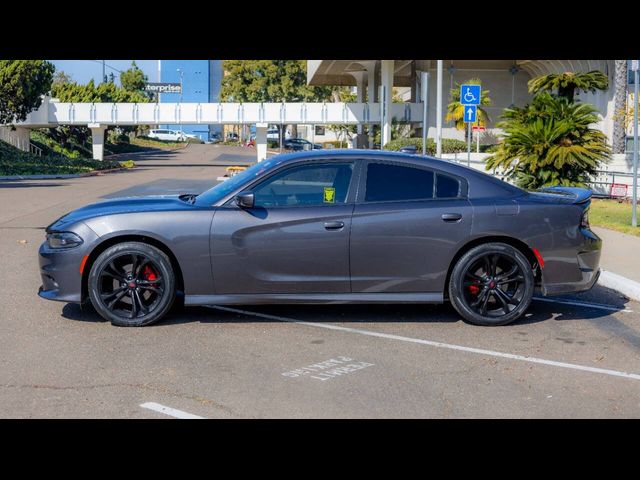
[38, 223, 98, 303]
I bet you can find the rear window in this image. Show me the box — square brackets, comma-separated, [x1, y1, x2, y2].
[436, 173, 460, 198]
[365, 163, 434, 202]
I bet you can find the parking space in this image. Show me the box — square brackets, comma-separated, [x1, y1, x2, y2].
[1, 145, 639, 418]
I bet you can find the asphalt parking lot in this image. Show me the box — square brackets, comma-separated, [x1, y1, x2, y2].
[1, 144, 639, 418]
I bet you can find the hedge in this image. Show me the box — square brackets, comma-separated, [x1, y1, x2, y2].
[0, 140, 122, 176]
[384, 137, 499, 154]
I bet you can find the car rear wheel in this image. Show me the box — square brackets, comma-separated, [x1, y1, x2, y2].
[448, 243, 534, 326]
[88, 242, 176, 327]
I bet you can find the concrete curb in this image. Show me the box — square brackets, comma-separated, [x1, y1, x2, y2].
[0, 167, 130, 181]
[598, 270, 640, 302]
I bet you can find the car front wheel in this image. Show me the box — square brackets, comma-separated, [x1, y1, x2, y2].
[88, 242, 176, 327]
[448, 243, 534, 326]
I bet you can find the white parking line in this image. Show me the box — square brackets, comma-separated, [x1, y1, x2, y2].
[140, 402, 205, 419]
[206, 305, 640, 382]
[533, 296, 633, 313]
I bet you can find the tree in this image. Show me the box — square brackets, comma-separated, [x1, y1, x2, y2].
[120, 61, 148, 93]
[221, 60, 334, 140]
[52, 70, 73, 87]
[0, 60, 55, 125]
[485, 91, 610, 189]
[221, 60, 333, 103]
[612, 60, 628, 153]
[49, 78, 151, 148]
[528, 70, 609, 102]
[445, 78, 492, 136]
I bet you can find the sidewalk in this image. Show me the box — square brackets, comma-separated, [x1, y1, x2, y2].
[592, 226, 640, 300]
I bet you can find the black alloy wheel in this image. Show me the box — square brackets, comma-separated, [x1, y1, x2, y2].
[88, 242, 176, 326]
[449, 243, 534, 326]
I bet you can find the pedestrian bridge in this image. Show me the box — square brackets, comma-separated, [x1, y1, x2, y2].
[9, 97, 424, 162]
[22, 99, 422, 127]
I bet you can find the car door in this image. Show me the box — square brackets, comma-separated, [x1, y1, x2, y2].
[210, 160, 358, 294]
[350, 160, 472, 294]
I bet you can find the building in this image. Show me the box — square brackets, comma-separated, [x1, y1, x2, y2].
[159, 60, 223, 140]
[306, 60, 631, 149]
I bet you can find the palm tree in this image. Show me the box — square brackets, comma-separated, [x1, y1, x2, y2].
[486, 92, 610, 189]
[446, 78, 492, 137]
[527, 70, 609, 102]
[612, 60, 628, 153]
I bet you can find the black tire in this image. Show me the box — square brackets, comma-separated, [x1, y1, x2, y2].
[448, 243, 534, 326]
[88, 242, 176, 327]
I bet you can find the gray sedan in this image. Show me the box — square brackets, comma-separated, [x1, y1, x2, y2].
[38, 150, 601, 327]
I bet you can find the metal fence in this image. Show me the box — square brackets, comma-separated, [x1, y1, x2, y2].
[588, 170, 635, 198]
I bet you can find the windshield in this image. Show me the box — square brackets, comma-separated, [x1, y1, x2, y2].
[194, 157, 286, 206]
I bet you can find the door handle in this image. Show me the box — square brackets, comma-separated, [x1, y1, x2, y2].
[324, 221, 345, 230]
[441, 213, 462, 222]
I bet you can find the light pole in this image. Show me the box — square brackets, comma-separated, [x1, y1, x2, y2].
[632, 59, 639, 227]
[176, 68, 184, 104]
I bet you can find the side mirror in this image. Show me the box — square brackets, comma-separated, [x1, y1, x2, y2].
[235, 191, 255, 209]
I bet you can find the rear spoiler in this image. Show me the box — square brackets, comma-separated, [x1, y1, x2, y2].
[538, 186, 593, 204]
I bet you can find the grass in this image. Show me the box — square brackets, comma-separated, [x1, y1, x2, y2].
[590, 198, 640, 237]
[0, 140, 129, 176]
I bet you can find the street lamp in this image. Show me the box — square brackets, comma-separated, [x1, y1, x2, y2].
[176, 68, 184, 104]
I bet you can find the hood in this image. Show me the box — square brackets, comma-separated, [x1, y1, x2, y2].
[47, 195, 197, 231]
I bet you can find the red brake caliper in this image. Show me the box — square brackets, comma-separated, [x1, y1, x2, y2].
[143, 265, 157, 283]
[468, 284, 480, 296]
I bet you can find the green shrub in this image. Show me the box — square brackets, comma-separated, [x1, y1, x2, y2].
[322, 140, 348, 149]
[383, 137, 469, 155]
[186, 137, 204, 144]
[267, 140, 279, 149]
[118, 160, 136, 169]
[0, 140, 121, 176]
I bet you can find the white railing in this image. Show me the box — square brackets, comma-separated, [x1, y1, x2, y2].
[0, 126, 30, 151]
[33, 101, 423, 126]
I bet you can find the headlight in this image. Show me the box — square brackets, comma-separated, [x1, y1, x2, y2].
[46, 232, 83, 249]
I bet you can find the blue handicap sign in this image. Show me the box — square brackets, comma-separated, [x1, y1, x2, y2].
[463, 105, 477, 123]
[460, 84, 481, 105]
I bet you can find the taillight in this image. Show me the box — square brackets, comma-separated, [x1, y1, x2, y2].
[581, 208, 590, 229]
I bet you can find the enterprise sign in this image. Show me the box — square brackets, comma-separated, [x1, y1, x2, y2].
[145, 83, 182, 93]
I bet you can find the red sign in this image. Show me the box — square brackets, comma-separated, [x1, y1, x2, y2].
[610, 183, 628, 197]
[472, 126, 486, 132]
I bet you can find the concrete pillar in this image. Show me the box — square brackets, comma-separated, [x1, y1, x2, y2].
[381, 60, 394, 148]
[89, 123, 107, 161]
[366, 63, 377, 148]
[353, 72, 366, 135]
[436, 60, 444, 157]
[256, 123, 267, 162]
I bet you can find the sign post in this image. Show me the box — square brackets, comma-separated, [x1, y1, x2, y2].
[460, 84, 481, 166]
[473, 125, 485, 153]
[632, 59, 639, 228]
[421, 71, 430, 156]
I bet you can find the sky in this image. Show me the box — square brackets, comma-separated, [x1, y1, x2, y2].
[50, 60, 159, 85]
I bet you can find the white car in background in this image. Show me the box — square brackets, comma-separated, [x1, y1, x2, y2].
[147, 129, 185, 142]
[176, 130, 201, 141]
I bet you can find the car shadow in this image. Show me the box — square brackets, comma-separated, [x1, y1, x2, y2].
[60, 292, 631, 329]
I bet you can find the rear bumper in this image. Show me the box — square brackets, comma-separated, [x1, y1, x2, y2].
[541, 228, 602, 296]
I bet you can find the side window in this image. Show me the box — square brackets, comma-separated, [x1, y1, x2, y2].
[365, 163, 434, 202]
[436, 173, 461, 198]
[253, 163, 354, 207]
